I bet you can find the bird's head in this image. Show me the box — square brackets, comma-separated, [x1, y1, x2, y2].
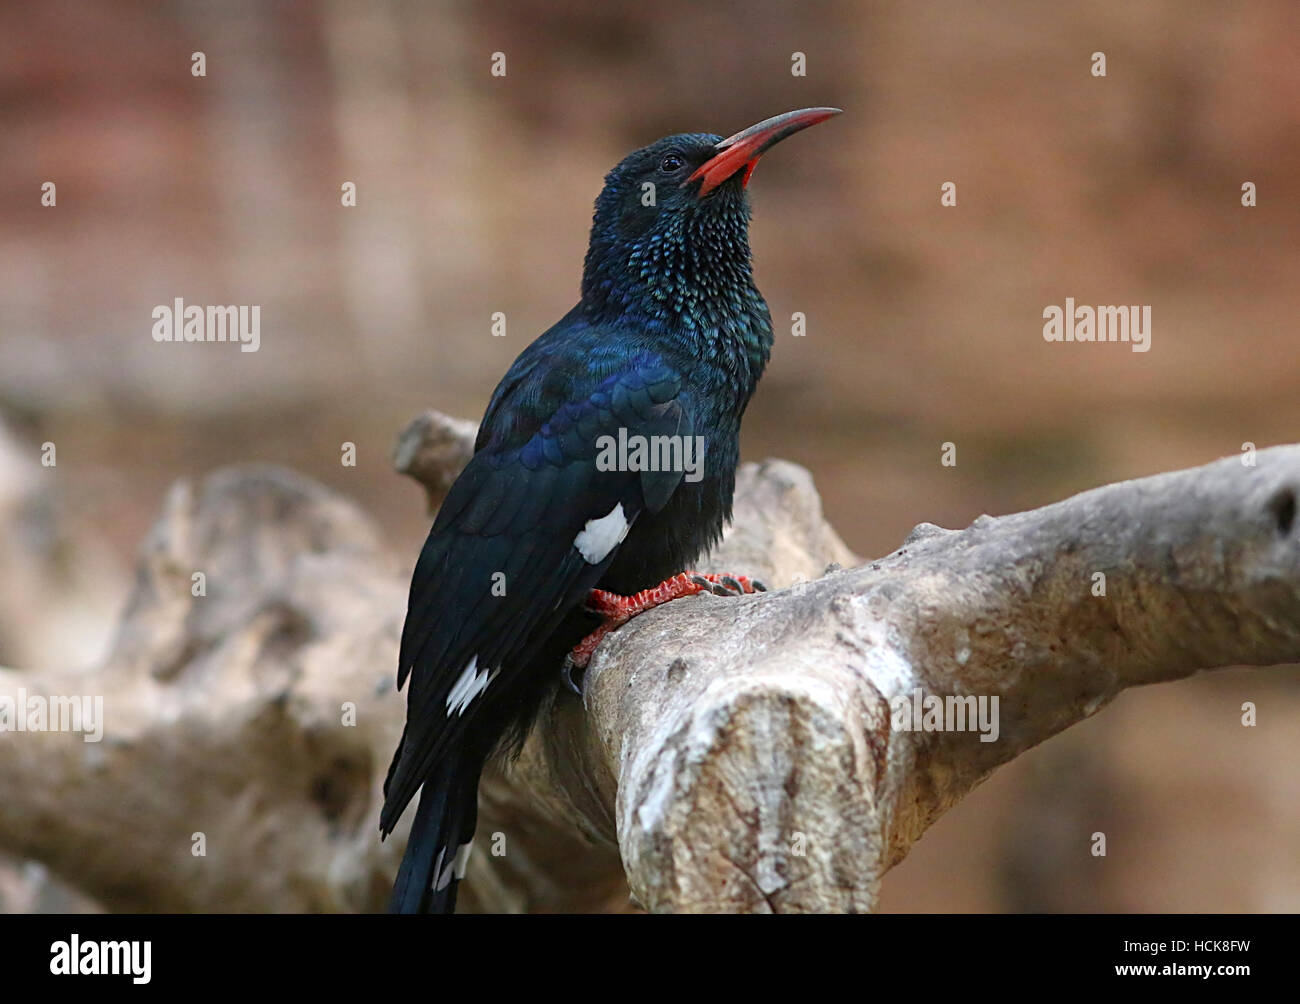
[581, 108, 841, 325]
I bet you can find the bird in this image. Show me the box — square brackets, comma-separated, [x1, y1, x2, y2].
[381, 107, 841, 913]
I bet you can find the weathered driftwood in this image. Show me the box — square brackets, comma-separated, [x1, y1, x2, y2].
[0, 411, 1296, 912]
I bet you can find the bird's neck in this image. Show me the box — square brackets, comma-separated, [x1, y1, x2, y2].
[581, 212, 774, 396]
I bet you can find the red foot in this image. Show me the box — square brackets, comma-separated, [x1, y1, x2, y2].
[568, 571, 766, 670]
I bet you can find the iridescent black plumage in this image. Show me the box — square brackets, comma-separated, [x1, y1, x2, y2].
[382, 110, 838, 913]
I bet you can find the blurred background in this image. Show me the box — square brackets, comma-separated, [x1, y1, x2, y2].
[1, 0, 1297, 911]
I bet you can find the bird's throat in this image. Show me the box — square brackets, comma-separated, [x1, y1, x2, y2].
[581, 207, 774, 390]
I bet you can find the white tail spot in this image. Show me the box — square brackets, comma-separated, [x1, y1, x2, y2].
[434, 841, 474, 891]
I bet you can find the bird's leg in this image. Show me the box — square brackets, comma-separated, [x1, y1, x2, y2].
[563, 571, 767, 688]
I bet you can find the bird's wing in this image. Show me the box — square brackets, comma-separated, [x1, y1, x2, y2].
[381, 347, 693, 832]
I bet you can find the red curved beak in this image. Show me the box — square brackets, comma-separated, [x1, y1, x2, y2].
[685, 107, 842, 196]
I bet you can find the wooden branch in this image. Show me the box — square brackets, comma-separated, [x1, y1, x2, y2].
[1, 412, 1296, 912]
[552, 447, 1300, 911]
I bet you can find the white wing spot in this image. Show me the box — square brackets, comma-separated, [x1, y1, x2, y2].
[445, 656, 499, 716]
[574, 502, 630, 564]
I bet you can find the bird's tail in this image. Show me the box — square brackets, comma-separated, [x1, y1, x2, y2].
[387, 750, 483, 914]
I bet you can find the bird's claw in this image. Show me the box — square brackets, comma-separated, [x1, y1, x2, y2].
[569, 572, 766, 677]
[690, 572, 767, 596]
[690, 573, 732, 596]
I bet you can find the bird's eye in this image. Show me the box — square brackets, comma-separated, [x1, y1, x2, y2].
[659, 153, 684, 173]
